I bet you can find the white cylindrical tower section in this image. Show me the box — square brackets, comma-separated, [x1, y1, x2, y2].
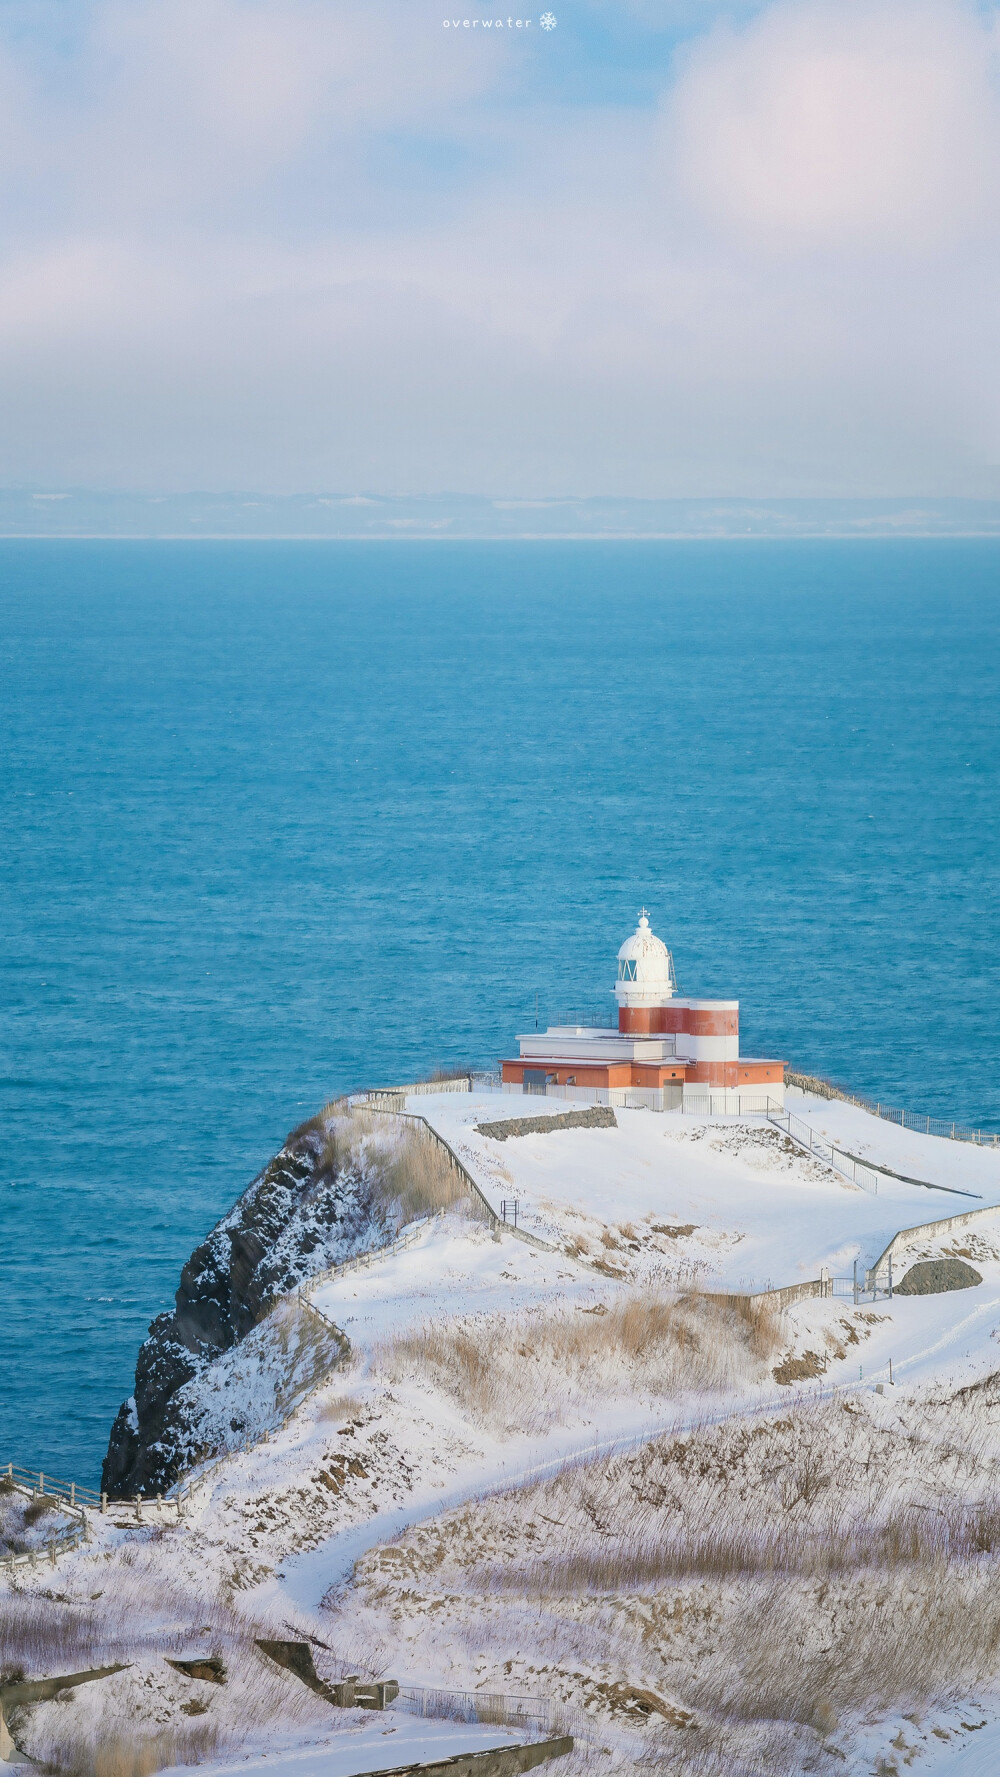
[614, 910, 677, 1009]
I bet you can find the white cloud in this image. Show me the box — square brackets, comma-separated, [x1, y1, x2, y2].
[0, 0, 998, 495]
[665, 0, 1000, 250]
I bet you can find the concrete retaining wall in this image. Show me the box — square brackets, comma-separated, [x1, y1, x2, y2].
[363, 1737, 574, 1777]
[475, 1107, 617, 1142]
[707, 1280, 826, 1314]
[868, 1203, 1000, 1285]
[753, 1278, 826, 1312]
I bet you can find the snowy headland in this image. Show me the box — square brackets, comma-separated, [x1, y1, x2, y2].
[5, 1085, 1000, 1777]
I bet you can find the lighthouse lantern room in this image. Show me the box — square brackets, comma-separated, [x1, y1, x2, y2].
[501, 912, 785, 1113]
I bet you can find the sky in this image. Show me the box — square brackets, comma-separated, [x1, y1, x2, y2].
[2, 0, 1000, 498]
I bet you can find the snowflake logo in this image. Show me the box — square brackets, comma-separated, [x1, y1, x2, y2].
[539, 11, 557, 28]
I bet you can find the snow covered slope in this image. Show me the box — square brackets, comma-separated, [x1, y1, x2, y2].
[8, 1088, 1000, 1777]
[413, 1087, 1000, 1293]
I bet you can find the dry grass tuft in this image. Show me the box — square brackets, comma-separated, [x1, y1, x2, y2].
[7, 1608, 336, 1777]
[330, 1109, 479, 1226]
[315, 1392, 363, 1426]
[23, 1494, 58, 1527]
[90, 1724, 219, 1777]
[376, 1128, 469, 1222]
[379, 1290, 779, 1434]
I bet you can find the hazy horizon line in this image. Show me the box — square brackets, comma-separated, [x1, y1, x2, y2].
[5, 489, 1000, 542]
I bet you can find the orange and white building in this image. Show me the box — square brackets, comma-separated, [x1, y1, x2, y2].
[501, 911, 786, 1113]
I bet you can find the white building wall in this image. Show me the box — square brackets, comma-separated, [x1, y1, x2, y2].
[678, 1034, 740, 1064]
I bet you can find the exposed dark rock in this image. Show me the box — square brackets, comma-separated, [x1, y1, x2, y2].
[254, 1641, 333, 1699]
[895, 1258, 982, 1295]
[102, 1115, 385, 1499]
[165, 1658, 227, 1685]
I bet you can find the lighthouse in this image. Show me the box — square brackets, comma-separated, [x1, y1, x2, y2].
[500, 911, 785, 1113]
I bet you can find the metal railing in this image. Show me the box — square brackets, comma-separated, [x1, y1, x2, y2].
[852, 1099, 1000, 1148]
[766, 1109, 882, 1195]
[509, 1082, 678, 1111]
[684, 1091, 781, 1117]
[785, 1071, 1000, 1148]
[397, 1684, 549, 1736]
[767, 1108, 984, 1202]
[544, 1008, 617, 1030]
[821, 1261, 895, 1303]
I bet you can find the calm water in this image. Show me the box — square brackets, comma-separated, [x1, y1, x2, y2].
[2, 539, 999, 1483]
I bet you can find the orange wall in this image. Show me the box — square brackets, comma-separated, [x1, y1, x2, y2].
[501, 1060, 688, 1088]
[619, 1006, 688, 1034]
[618, 1005, 738, 1037]
[501, 1058, 783, 1089]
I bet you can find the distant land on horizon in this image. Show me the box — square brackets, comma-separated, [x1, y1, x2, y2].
[6, 491, 1000, 540]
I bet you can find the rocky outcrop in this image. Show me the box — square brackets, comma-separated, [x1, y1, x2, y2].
[102, 1114, 385, 1498]
[895, 1258, 982, 1295]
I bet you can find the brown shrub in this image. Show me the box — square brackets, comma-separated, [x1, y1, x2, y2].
[23, 1495, 58, 1526]
[380, 1291, 779, 1434]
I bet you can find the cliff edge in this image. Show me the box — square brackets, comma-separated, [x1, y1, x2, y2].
[102, 1111, 386, 1498]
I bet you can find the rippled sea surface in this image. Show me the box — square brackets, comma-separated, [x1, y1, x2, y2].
[2, 539, 999, 1481]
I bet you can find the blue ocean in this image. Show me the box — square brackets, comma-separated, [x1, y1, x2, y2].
[2, 540, 999, 1483]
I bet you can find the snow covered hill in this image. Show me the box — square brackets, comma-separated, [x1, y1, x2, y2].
[7, 1087, 1000, 1777]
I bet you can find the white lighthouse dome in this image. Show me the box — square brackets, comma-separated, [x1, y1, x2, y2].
[615, 909, 677, 1007]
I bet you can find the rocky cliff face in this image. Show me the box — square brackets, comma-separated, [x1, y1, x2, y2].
[102, 1114, 385, 1498]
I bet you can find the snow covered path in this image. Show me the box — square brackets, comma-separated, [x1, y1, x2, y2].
[260, 1096, 1000, 1616]
[156, 1717, 529, 1777]
[274, 1269, 1000, 1616]
[921, 1721, 1000, 1774]
[34, 1091, 1000, 1777]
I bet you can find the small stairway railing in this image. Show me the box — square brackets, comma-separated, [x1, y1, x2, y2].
[766, 1109, 883, 1195]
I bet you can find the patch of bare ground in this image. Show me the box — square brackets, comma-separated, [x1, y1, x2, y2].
[222, 1419, 423, 1566]
[336, 1378, 1000, 1774]
[772, 1349, 827, 1384]
[671, 1120, 849, 1186]
[523, 1199, 725, 1289]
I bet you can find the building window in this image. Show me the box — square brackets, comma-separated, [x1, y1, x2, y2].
[617, 959, 637, 982]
